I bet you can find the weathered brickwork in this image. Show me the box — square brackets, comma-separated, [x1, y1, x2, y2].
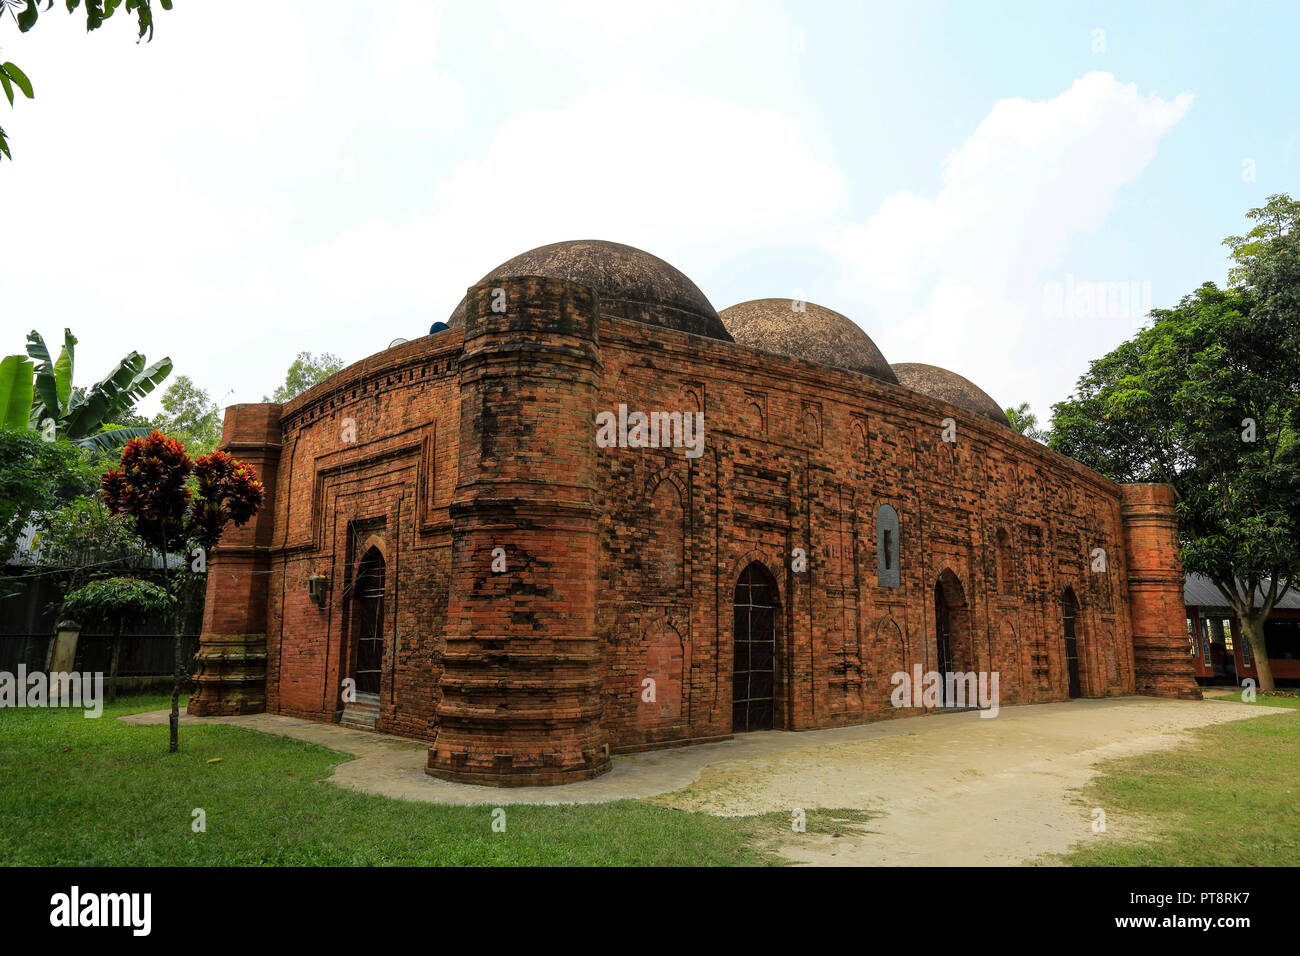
[1121, 483, 1203, 699]
[190, 249, 1200, 784]
[591, 316, 1167, 748]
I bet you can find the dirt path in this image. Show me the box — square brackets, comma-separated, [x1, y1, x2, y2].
[656, 697, 1288, 865]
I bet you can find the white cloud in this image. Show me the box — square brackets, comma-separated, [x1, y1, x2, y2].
[823, 72, 1193, 416]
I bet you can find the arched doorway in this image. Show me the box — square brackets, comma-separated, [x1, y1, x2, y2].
[351, 547, 386, 698]
[933, 569, 972, 709]
[732, 562, 777, 732]
[1062, 588, 1081, 698]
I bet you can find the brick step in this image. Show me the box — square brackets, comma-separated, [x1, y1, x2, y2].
[338, 695, 380, 731]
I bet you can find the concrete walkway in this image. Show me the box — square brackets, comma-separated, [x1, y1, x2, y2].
[119, 696, 1283, 817]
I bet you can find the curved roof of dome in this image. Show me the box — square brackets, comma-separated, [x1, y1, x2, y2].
[719, 298, 898, 385]
[447, 239, 732, 342]
[890, 363, 1010, 426]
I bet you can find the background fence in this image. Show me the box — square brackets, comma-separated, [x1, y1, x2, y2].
[0, 633, 199, 679]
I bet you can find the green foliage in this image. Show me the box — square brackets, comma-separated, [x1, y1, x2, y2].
[0, 427, 96, 566]
[0, 0, 171, 162]
[264, 351, 345, 404]
[10, 327, 173, 450]
[152, 375, 223, 457]
[1052, 196, 1300, 629]
[63, 575, 172, 626]
[1005, 402, 1049, 443]
[1222, 192, 1300, 288]
[32, 492, 143, 579]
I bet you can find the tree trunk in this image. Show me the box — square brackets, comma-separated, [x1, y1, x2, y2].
[160, 522, 181, 755]
[169, 600, 181, 753]
[1240, 612, 1275, 693]
[108, 620, 122, 705]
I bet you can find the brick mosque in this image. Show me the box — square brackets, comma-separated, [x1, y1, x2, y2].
[189, 239, 1201, 786]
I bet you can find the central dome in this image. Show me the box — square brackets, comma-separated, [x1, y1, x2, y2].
[447, 239, 732, 342]
[719, 298, 898, 384]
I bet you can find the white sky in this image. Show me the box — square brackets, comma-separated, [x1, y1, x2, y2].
[2, 1, 1290, 423]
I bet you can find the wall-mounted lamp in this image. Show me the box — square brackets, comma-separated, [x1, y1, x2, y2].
[308, 574, 330, 608]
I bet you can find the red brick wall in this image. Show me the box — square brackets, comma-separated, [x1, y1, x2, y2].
[593, 315, 1144, 748]
[253, 334, 463, 738]
[192, 277, 1197, 778]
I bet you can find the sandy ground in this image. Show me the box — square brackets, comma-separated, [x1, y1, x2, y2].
[657, 697, 1289, 866]
[122, 696, 1288, 865]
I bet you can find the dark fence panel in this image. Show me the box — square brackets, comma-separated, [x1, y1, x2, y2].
[0, 633, 199, 677]
[0, 634, 50, 673]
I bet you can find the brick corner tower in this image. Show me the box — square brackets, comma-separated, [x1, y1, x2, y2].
[187, 402, 283, 716]
[1120, 482, 1201, 699]
[427, 274, 610, 786]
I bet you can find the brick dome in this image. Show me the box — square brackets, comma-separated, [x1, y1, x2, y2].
[447, 239, 732, 342]
[718, 298, 898, 385]
[890, 362, 1010, 426]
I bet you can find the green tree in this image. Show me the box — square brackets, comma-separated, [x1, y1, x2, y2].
[0, 428, 96, 600]
[63, 576, 171, 702]
[1, 0, 171, 161]
[103, 431, 263, 752]
[153, 375, 223, 456]
[1052, 197, 1300, 691]
[264, 351, 344, 404]
[0, 428, 95, 570]
[1222, 193, 1300, 288]
[34, 493, 143, 591]
[1005, 402, 1049, 443]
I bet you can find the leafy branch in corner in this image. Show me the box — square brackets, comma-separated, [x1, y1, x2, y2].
[0, 0, 172, 162]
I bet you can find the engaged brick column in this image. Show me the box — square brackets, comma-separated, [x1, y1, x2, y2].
[1120, 483, 1201, 699]
[427, 275, 610, 785]
[187, 404, 282, 716]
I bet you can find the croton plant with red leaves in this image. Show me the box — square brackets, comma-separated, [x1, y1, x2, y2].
[102, 430, 263, 552]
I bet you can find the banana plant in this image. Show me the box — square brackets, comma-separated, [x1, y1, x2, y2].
[22, 329, 172, 451]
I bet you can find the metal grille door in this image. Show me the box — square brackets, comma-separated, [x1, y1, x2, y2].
[353, 554, 385, 696]
[1063, 592, 1081, 698]
[934, 581, 955, 706]
[733, 563, 775, 732]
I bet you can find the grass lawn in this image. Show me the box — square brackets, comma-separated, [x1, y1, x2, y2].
[1053, 694, 1300, 866]
[0, 694, 786, 866]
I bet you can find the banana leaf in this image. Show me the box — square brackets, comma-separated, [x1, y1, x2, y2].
[61, 352, 145, 438]
[0, 355, 35, 430]
[54, 329, 75, 412]
[73, 426, 154, 453]
[26, 329, 61, 426]
[104, 356, 172, 422]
